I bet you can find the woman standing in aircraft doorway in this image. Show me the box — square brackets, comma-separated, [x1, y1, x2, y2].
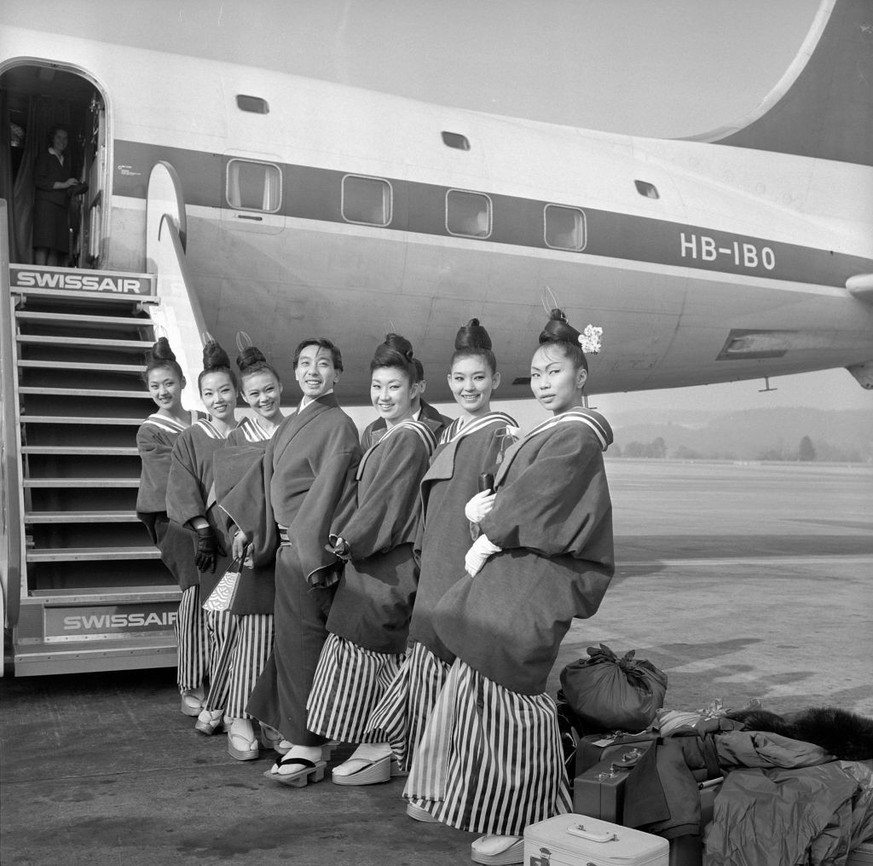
[207, 336, 284, 761]
[167, 338, 240, 736]
[33, 126, 79, 266]
[405, 310, 615, 866]
[305, 333, 438, 786]
[136, 338, 207, 718]
[365, 319, 517, 803]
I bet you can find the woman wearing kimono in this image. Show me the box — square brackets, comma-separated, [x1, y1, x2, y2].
[221, 338, 361, 787]
[405, 309, 614, 866]
[136, 337, 206, 718]
[167, 339, 240, 736]
[306, 334, 438, 786]
[208, 338, 284, 761]
[366, 319, 516, 803]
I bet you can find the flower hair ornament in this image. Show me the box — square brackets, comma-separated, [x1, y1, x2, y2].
[579, 324, 603, 355]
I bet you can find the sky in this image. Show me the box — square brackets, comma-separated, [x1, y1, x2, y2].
[4, 0, 871, 415]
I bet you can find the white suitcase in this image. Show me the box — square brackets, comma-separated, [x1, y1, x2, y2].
[525, 813, 669, 866]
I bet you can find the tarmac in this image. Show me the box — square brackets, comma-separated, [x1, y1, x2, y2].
[2, 459, 872, 865]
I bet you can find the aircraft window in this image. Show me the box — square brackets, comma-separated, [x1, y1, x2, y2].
[236, 95, 269, 114]
[634, 180, 659, 199]
[442, 131, 471, 151]
[544, 205, 586, 251]
[446, 190, 491, 238]
[226, 159, 282, 212]
[342, 175, 392, 226]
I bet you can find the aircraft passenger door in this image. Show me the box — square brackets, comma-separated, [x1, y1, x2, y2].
[81, 93, 106, 267]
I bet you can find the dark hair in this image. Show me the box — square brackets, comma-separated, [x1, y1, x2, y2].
[451, 318, 497, 374]
[143, 337, 184, 384]
[370, 333, 417, 384]
[236, 343, 281, 384]
[293, 338, 343, 372]
[538, 308, 588, 372]
[198, 339, 239, 392]
[47, 125, 68, 145]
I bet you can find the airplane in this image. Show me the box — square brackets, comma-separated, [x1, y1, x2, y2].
[2, 0, 871, 407]
[0, 0, 871, 677]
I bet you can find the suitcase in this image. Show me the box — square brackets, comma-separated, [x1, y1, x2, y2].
[525, 814, 669, 866]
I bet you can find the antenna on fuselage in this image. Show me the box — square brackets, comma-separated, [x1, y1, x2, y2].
[758, 377, 778, 393]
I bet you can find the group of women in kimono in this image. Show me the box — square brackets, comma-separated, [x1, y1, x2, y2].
[136, 308, 615, 866]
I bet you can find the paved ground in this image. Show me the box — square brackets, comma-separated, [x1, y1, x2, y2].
[2, 460, 872, 865]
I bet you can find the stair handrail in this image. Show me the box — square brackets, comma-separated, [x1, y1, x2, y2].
[145, 161, 206, 413]
[0, 199, 24, 631]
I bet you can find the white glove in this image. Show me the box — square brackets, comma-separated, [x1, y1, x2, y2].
[464, 534, 501, 577]
[465, 490, 496, 524]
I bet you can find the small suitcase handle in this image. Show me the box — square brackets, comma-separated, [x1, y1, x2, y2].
[566, 824, 617, 843]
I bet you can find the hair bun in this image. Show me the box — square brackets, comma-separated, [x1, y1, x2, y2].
[236, 345, 267, 373]
[202, 339, 231, 371]
[454, 318, 492, 352]
[539, 307, 581, 345]
[150, 336, 177, 363]
[384, 332, 414, 363]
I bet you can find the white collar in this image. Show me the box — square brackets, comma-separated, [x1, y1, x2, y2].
[299, 388, 334, 411]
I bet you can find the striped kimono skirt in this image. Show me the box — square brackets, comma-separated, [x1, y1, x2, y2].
[366, 640, 451, 769]
[403, 659, 572, 836]
[175, 583, 209, 692]
[307, 633, 405, 742]
[201, 607, 274, 718]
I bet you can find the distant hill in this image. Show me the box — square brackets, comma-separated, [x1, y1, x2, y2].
[610, 407, 873, 462]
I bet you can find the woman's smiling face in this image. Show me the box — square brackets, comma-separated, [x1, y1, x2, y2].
[242, 369, 283, 421]
[199, 370, 237, 422]
[448, 355, 499, 417]
[371, 366, 418, 426]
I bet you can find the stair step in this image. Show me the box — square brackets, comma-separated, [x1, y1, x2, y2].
[29, 586, 180, 603]
[10, 287, 159, 306]
[22, 415, 143, 426]
[26, 546, 162, 563]
[25, 510, 140, 524]
[17, 335, 155, 351]
[23, 478, 140, 488]
[15, 311, 152, 329]
[21, 445, 140, 456]
[19, 386, 152, 399]
[18, 360, 147, 374]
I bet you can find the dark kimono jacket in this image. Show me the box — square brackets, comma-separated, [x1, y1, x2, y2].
[360, 400, 449, 450]
[432, 408, 615, 695]
[327, 419, 438, 654]
[219, 394, 361, 587]
[408, 411, 517, 661]
[167, 418, 237, 598]
[136, 412, 203, 591]
[211, 416, 281, 615]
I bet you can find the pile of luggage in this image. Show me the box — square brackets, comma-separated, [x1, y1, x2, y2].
[522, 644, 873, 866]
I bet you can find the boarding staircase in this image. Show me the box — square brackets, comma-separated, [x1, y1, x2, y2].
[2, 264, 182, 675]
[1, 163, 205, 675]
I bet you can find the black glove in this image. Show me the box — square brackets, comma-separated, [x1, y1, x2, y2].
[194, 524, 221, 573]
